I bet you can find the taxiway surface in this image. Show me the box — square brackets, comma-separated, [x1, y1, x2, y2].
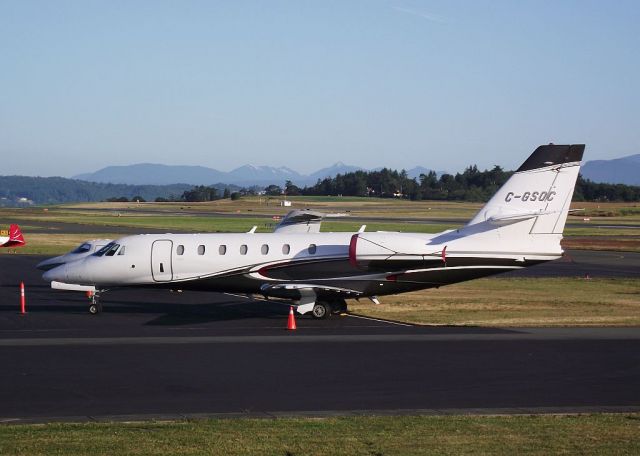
[0, 255, 638, 422]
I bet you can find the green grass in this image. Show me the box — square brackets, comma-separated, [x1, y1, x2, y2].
[16, 214, 279, 233]
[17, 214, 457, 235]
[564, 227, 640, 236]
[4, 201, 640, 255]
[286, 195, 393, 203]
[0, 414, 638, 455]
[322, 221, 457, 233]
[351, 277, 640, 326]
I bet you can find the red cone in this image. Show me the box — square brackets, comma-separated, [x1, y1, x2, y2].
[287, 306, 297, 330]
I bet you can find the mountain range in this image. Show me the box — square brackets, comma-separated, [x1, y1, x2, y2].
[73, 162, 439, 187]
[580, 154, 640, 186]
[71, 154, 640, 187]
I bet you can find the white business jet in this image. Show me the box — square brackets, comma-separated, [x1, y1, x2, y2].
[43, 144, 584, 317]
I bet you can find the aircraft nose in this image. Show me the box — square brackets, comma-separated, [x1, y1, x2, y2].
[42, 264, 67, 282]
[36, 257, 64, 271]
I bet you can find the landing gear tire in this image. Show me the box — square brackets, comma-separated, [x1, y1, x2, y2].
[311, 301, 332, 319]
[88, 303, 101, 315]
[88, 295, 102, 315]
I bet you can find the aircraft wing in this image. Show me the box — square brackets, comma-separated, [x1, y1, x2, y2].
[260, 282, 362, 296]
[260, 282, 363, 313]
[273, 210, 324, 233]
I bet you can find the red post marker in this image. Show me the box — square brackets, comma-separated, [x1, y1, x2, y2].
[19, 281, 26, 315]
[286, 306, 297, 331]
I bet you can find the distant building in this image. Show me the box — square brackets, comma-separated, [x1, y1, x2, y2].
[16, 197, 34, 205]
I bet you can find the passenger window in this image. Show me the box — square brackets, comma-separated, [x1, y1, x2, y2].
[261, 244, 269, 255]
[282, 244, 290, 255]
[117, 246, 126, 256]
[240, 244, 248, 255]
[308, 244, 317, 254]
[219, 245, 227, 255]
[177, 245, 185, 255]
[197, 245, 205, 255]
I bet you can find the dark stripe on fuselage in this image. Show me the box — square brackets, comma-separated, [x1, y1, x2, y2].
[141, 256, 545, 299]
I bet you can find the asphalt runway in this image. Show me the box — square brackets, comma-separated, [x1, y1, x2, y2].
[0, 255, 638, 422]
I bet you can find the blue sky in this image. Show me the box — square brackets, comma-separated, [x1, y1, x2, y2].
[1, 0, 639, 177]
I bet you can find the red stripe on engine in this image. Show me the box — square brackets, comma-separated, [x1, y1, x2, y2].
[349, 234, 359, 268]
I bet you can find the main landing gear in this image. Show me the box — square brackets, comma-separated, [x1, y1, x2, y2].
[311, 299, 348, 319]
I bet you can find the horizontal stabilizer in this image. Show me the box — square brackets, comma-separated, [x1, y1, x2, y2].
[487, 210, 558, 225]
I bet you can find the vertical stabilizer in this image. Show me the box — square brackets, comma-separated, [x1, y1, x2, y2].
[5, 224, 26, 247]
[467, 144, 584, 235]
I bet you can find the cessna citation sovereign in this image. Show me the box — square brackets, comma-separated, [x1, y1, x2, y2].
[43, 144, 584, 317]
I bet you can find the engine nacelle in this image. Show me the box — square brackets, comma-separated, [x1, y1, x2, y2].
[349, 232, 444, 269]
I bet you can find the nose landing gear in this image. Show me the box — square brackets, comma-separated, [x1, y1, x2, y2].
[87, 291, 103, 315]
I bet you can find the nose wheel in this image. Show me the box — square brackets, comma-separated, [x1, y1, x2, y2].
[88, 303, 102, 314]
[88, 293, 103, 315]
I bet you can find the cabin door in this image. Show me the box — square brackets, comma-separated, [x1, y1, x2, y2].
[151, 240, 173, 281]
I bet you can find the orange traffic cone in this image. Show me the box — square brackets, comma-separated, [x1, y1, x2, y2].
[19, 281, 26, 315]
[287, 306, 297, 330]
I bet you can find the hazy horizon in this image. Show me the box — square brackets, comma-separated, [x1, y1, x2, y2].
[2, 1, 639, 177]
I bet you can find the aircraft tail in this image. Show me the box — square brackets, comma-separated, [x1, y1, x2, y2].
[466, 144, 584, 237]
[349, 144, 584, 269]
[5, 224, 26, 247]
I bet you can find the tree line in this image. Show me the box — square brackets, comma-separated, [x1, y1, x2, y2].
[1, 166, 638, 205]
[275, 167, 640, 202]
[178, 166, 640, 203]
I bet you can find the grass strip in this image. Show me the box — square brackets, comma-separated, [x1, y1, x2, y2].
[351, 277, 640, 326]
[0, 414, 638, 456]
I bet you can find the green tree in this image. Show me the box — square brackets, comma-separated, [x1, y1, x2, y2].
[264, 184, 282, 196]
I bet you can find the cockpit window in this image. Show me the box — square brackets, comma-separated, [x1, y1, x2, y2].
[71, 243, 92, 254]
[94, 242, 120, 257]
[117, 246, 126, 256]
[104, 243, 120, 256]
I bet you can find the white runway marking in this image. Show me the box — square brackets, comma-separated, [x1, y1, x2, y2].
[346, 313, 413, 327]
